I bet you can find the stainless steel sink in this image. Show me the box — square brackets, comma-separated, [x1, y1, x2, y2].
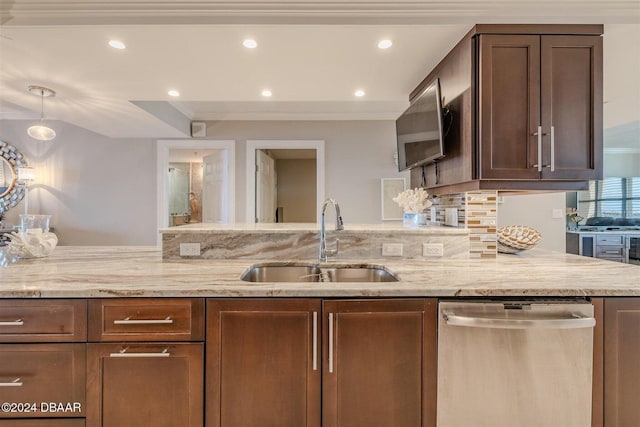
[322, 265, 399, 282]
[240, 263, 322, 282]
[240, 263, 398, 283]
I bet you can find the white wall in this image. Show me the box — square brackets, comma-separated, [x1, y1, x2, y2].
[204, 120, 409, 224]
[0, 120, 157, 245]
[497, 193, 567, 252]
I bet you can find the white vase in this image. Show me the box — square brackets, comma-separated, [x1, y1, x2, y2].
[403, 213, 427, 228]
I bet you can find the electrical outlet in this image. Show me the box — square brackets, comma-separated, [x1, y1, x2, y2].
[180, 243, 201, 256]
[552, 208, 564, 219]
[382, 243, 403, 257]
[423, 243, 444, 257]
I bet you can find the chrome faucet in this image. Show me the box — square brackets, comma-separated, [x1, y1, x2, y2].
[319, 198, 344, 261]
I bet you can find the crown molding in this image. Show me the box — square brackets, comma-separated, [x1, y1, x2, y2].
[2, 1, 639, 25]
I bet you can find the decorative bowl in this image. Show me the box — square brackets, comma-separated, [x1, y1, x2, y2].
[497, 225, 542, 253]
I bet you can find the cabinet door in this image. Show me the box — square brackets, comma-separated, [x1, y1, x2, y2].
[323, 299, 437, 427]
[541, 35, 603, 180]
[478, 34, 541, 180]
[86, 343, 203, 427]
[604, 298, 640, 426]
[206, 299, 321, 427]
[0, 344, 85, 419]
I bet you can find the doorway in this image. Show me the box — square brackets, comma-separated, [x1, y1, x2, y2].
[157, 140, 235, 241]
[246, 140, 324, 224]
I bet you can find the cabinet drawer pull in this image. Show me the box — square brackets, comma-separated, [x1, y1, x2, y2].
[109, 347, 171, 358]
[0, 378, 23, 387]
[113, 316, 173, 325]
[0, 319, 24, 326]
[312, 311, 318, 371]
[328, 313, 334, 373]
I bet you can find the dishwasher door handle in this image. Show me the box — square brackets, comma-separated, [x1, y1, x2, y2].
[442, 311, 595, 329]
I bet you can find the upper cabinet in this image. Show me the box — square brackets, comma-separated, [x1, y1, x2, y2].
[410, 25, 603, 194]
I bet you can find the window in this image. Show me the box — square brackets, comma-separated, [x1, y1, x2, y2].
[577, 177, 640, 219]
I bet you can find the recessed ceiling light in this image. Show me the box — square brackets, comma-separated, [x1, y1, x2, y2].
[243, 39, 258, 49]
[261, 89, 272, 97]
[355, 89, 365, 97]
[378, 39, 393, 49]
[168, 90, 180, 97]
[108, 40, 126, 50]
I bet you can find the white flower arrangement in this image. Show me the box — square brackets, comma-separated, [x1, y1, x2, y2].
[392, 187, 433, 213]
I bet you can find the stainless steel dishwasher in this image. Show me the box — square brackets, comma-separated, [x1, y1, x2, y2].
[437, 300, 596, 427]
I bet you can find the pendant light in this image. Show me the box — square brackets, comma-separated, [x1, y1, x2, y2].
[27, 85, 56, 141]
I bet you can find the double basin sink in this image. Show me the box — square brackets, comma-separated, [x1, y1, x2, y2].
[241, 263, 398, 283]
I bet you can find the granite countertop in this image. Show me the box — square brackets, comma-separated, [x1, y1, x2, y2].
[160, 222, 470, 234]
[1, 246, 639, 298]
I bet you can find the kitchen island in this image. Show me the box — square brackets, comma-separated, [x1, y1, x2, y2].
[1, 245, 639, 427]
[0, 245, 638, 297]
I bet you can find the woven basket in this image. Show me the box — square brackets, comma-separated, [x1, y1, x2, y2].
[497, 225, 542, 252]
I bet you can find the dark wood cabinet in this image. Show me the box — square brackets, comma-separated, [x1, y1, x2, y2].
[206, 298, 437, 427]
[206, 299, 321, 427]
[479, 33, 602, 181]
[604, 298, 640, 426]
[323, 299, 437, 427]
[86, 298, 205, 427]
[86, 343, 203, 427]
[0, 420, 85, 426]
[0, 344, 86, 419]
[409, 24, 603, 194]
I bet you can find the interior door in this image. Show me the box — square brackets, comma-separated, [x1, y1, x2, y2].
[255, 149, 276, 223]
[202, 151, 228, 223]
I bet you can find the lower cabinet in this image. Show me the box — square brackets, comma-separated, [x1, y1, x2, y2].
[323, 299, 437, 427]
[206, 299, 321, 427]
[206, 298, 437, 427]
[604, 298, 640, 426]
[0, 421, 85, 426]
[86, 343, 203, 427]
[0, 344, 86, 419]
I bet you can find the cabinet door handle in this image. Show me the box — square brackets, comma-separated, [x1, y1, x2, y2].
[0, 319, 24, 326]
[109, 347, 171, 358]
[312, 311, 318, 371]
[0, 378, 22, 387]
[328, 313, 334, 373]
[550, 125, 555, 172]
[113, 316, 173, 325]
[533, 126, 543, 172]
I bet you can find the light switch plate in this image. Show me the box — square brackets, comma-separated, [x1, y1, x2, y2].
[552, 208, 564, 219]
[444, 208, 458, 226]
[423, 243, 444, 257]
[382, 243, 403, 257]
[180, 243, 201, 256]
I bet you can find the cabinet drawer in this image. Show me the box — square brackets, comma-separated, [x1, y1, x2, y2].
[596, 246, 625, 258]
[596, 235, 624, 245]
[0, 420, 84, 426]
[0, 344, 85, 418]
[0, 300, 86, 343]
[88, 299, 204, 342]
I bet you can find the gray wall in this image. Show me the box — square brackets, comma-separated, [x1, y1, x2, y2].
[1, 119, 408, 245]
[204, 120, 409, 224]
[0, 120, 157, 245]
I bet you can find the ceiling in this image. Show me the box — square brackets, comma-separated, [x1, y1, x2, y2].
[0, 1, 638, 139]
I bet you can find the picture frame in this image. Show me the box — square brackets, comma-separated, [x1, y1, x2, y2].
[381, 178, 406, 221]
